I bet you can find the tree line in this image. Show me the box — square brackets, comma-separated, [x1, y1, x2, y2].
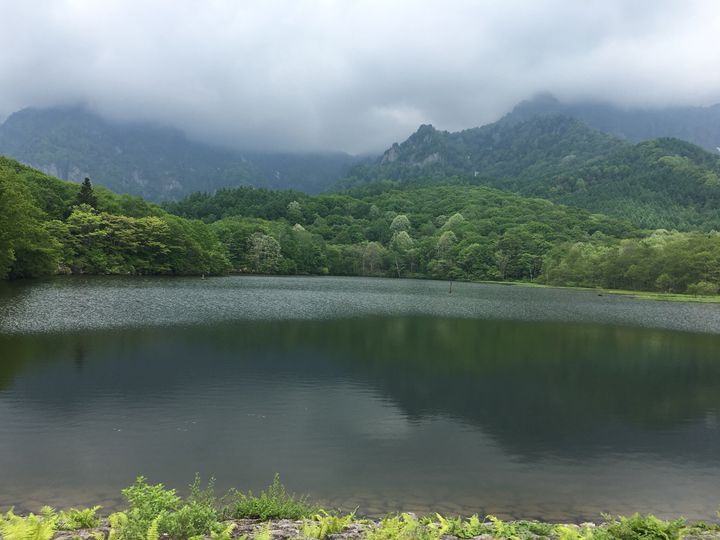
[3, 156, 720, 296]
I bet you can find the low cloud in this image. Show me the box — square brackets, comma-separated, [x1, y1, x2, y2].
[2, 0, 719, 153]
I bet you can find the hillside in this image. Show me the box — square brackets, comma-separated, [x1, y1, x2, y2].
[0, 156, 229, 279]
[502, 94, 720, 153]
[0, 106, 360, 200]
[345, 115, 720, 230]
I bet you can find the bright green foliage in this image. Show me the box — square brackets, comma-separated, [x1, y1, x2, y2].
[108, 476, 223, 540]
[0, 507, 58, 540]
[225, 474, 317, 521]
[599, 513, 687, 540]
[365, 514, 423, 540]
[543, 231, 720, 294]
[173, 182, 634, 283]
[108, 511, 130, 540]
[0, 157, 230, 279]
[302, 510, 356, 539]
[208, 522, 237, 540]
[0, 161, 61, 278]
[481, 515, 558, 540]
[366, 513, 450, 540]
[251, 524, 271, 540]
[145, 517, 160, 540]
[58, 506, 102, 530]
[432, 514, 491, 539]
[555, 525, 596, 540]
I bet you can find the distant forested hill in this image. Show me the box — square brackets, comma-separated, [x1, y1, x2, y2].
[0, 106, 360, 200]
[502, 94, 720, 153]
[345, 115, 720, 230]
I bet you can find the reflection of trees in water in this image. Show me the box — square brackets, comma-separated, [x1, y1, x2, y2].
[74, 343, 85, 372]
[4, 317, 720, 460]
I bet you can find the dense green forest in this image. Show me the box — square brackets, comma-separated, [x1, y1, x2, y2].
[0, 156, 229, 279]
[166, 181, 720, 295]
[3, 154, 720, 296]
[345, 116, 720, 230]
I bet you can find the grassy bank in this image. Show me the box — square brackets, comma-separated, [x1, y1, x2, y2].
[486, 279, 720, 303]
[2, 476, 719, 540]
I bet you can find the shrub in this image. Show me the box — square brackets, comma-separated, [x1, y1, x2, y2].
[109, 476, 222, 540]
[224, 474, 316, 520]
[686, 281, 719, 296]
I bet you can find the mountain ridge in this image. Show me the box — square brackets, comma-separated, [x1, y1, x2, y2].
[0, 105, 362, 200]
[346, 114, 720, 230]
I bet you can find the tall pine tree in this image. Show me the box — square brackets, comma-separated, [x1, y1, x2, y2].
[77, 177, 97, 208]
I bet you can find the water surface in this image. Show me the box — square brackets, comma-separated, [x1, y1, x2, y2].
[1, 276, 719, 521]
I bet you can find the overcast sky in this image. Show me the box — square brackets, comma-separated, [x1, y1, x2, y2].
[2, 0, 720, 153]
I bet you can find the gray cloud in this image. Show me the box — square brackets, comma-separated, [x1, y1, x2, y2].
[1, 0, 720, 153]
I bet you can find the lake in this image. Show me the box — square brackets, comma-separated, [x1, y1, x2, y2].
[1, 275, 719, 521]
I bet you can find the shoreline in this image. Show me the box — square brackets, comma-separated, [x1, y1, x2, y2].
[4, 272, 720, 304]
[20, 514, 720, 540]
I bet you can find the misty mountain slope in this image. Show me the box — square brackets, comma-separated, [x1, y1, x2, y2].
[502, 94, 720, 153]
[344, 115, 720, 230]
[347, 115, 623, 187]
[0, 106, 360, 200]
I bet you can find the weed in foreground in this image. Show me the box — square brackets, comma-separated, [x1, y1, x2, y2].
[223, 474, 317, 521]
[58, 506, 103, 530]
[302, 510, 356, 539]
[0, 507, 59, 540]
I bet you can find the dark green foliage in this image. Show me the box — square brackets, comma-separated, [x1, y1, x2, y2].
[169, 181, 635, 283]
[224, 473, 317, 520]
[344, 116, 720, 230]
[76, 177, 97, 208]
[502, 93, 720, 153]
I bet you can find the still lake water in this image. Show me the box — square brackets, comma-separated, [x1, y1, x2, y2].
[1, 276, 719, 521]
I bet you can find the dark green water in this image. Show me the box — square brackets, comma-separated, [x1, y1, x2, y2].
[1, 276, 719, 520]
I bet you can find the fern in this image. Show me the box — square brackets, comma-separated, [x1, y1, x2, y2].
[145, 517, 160, 540]
[0, 508, 58, 540]
[58, 506, 102, 530]
[302, 510, 355, 539]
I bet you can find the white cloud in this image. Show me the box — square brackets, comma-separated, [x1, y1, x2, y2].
[1, 0, 719, 153]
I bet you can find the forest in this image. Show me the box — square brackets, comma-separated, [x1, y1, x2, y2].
[345, 116, 720, 231]
[0, 157, 229, 279]
[3, 153, 717, 296]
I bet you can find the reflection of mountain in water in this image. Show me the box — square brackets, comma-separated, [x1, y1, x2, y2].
[2, 317, 719, 462]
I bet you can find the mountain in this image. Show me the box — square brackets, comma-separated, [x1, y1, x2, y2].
[501, 94, 720, 153]
[0, 106, 361, 200]
[345, 115, 720, 230]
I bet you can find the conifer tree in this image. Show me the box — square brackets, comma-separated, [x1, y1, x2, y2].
[77, 177, 97, 208]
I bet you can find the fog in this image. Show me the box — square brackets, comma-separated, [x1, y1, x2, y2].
[1, 0, 719, 153]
